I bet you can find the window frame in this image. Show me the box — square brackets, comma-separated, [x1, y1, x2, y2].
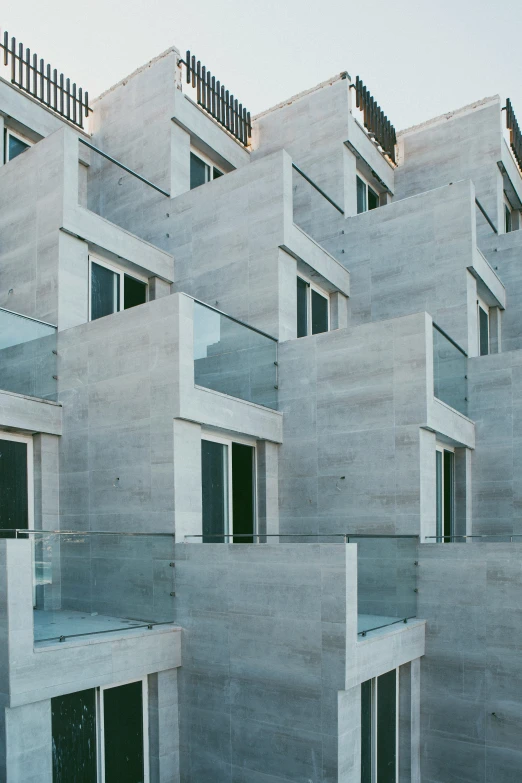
[189, 147, 224, 188]
[436, 442, 455, 542]
[477, 296, 490, 356]
[97, 677, 149, 783]
[356, 172, 380, 214]
[504, 194, 513, 234]
[296, 274, 330, 337]
[4, 128, 33, 163]
[0, 430, 34, 532]
[88, 255, 148, 322]
[201, 431, 257, 540]
[362, 669, 399, 782]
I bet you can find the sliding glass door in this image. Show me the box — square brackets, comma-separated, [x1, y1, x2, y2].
[436, 445, 455, 542]
[360, 669, 398, 782]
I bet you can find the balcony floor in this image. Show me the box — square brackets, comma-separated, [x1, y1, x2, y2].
[34, 608, 157, 645]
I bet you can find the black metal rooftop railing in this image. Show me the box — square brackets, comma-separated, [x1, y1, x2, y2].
[505, 98, 522, 173]
[0, 29, 91, 129]
[179, 50, 251, 147]
[353, 76, 397, 164]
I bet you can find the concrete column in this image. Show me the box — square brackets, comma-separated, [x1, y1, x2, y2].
[343, 146, 357, 217]
[330, 291, 349, 330]
[399, 658, 421, 782]
[170, 123, 191, 198]
[148, 669, 180, 782]
[256, 440, 279, 538]
[0, 115, 4, 167]
[173, 419, 202, 542]
[33, 434, 60, 532]
[489, 306, 502, 354]
[278, 249, 297, 341]
[419, 429, 437, 542]
[466, 270, 479, 357]
[4, 700, 52, 783]
[57, 231, 89, 330]
[149, 276, 172, 301]
[455, 447, 472, 538]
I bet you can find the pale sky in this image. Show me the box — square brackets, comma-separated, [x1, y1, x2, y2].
[4, 0, 522, 132]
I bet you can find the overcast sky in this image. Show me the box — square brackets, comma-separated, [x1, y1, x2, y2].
[4, 0, 522, 132]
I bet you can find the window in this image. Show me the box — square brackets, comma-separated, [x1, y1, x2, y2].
[361, 669, 399, 783]
[296, 276, 330, 337]
[356, 175, 379, 214]
[4, 128, 32, 163]
[201, 435, 256, 543]
[51, 679, 148, 783]
[190, 150, 224, 189]
[477, 297, 490, 356]
[505, 195, 513, 234]
[89, 257, 147, 321]
[436, 445, 454, 542]
[0, 432, 33, 533]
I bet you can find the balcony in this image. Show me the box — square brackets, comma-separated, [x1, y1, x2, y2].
[0, 308, 57, 400]
[432, 323, 468, 416]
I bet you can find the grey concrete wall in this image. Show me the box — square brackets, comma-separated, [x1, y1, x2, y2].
[418, 543, 522, 783]
[396, 98, 504, 241]
[173, 542, 352, 783]
[467, 348, 522, 537]
[277, 312, 430, 537]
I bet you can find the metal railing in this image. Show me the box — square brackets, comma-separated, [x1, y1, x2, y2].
[352, 76, 397, 163]
[179, 50, 251, 146]
[475, 197, 498, 234]
[433, 323, 468, 416]
[0, 307, 57, 400]
[0, 28, 91, 129]
[292, 163, 345, 215]
[425, 534, 522, 542]
[79, 138, 170, 197]
[505, 98, 522, 173]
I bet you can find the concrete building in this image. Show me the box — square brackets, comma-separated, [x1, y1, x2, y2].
[0, 27, 522, 783]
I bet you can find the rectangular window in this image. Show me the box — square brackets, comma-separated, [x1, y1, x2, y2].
[4, 129, 32, 163]
[0, 433, 33, 533]
[52, 689, 97, 783]
[201, 436, 256, 542]
[360, 670, 398, 783]
[478, 301, 489, 356]
[89, 257, 147, 321]
[296, 276, 330, 337]
[436, 445, 455, 542]
[357, 175, 380, 214]
[102, 681, 146, 783]
[190, 150, 224, 189]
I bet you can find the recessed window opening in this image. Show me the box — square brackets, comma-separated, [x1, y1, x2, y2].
[190, 149, 224, 189]
[436, 444, 455, 543]
[4, 128, 32, 163]
[296, 276, 330, 338]
[504, 195, 513, 233]
[201, 434, 256, 543]
[361, 669, 399, 783]
[477, 297, 490, 356]
[357, 174, 379, 214]
[0, 431, 33, 534]
[89, 256, 147, 321]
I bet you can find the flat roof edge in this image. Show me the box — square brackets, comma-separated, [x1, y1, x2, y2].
[398, 95, 501, 138]
[253, 71, 350, 121]
[93, 45, 180, 103]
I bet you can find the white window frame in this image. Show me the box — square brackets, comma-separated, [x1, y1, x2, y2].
[97, 677, 149, 783]
[0, 431, 34, 532]
[477, 295, 490, 356]
[436, 442, 455, 542]
[4, 128, 33, 163]
[297, 273, 331, 337]
[190, 147, 224, 185]
[356, 172, 380, 214]
[201, 431, 257, 540]
[366, 669, 400, 782]
[88, 255, 148, 322]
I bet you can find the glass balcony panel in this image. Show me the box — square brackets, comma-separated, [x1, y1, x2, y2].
[193, 301, 278, 409]
[433, 324, 468, 415]
[0, 308, 57, 400]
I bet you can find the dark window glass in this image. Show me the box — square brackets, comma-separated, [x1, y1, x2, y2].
[311, 289, 329, 335]
[91, 262, 120, 321]
[202, 440, 228, 543]
[436, 450, 443, 542]
[297, 277, 308, 338]
[190, 152, 209, 189]
[357, 176, 367, 214]
[232, 443, 255, 543]
[52, 689, 97, 783]
[361, 679, 373, 783]
[213, 167, 224, 179]
[8, 134, 30, 161]
[0, 439, 28, 532]
[377, 670, 397, 783]
[479, 306, 489, 356]
[103, 681, 144, 783]
[443, 450, 454, 541]
[368, 186, 379, 210]
[124, 275, 147, 310]
[505, 204, 512, 233]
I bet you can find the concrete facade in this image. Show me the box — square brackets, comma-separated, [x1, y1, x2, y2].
[1, 30, 522, 783]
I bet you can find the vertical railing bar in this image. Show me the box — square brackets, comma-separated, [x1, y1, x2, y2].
[10, 37, 16, 82]
[53, 68, 58, 111]
[78, 86, 83, 127]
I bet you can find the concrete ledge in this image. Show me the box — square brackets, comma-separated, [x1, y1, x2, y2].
[347, 620, 425, 689]
[283, 224, 350, 296]
[469, 247, 506, 308]
[0, 390, 62, 435]
[425, 398, 475, 449]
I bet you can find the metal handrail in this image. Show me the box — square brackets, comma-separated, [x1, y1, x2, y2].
[184, 533, 419, 542]
[193, 299, 278, 342]
[79, 138, 171, 198]
[433, 322, 468, 357]
[475, 197, 498, 234]
[425, 534, 522, 541]
[1, 529, 175, 537]
[359, 616, 416, 637]
[292, 163, 345, 215]
[0, 306, 57, 329]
